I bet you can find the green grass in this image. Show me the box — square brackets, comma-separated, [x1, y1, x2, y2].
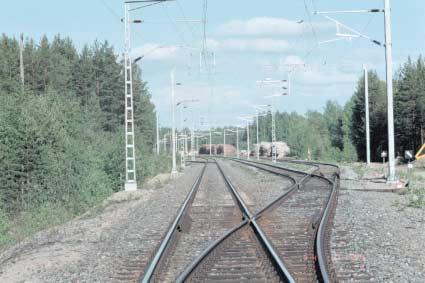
[350, 162, 425, 208]
[0, 154, 173, 251]
[397, 168, 425, 208]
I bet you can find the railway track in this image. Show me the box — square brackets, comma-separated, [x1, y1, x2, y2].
[230, 158, 339, 282]
[141, 159, 291, 282]
[216, 159, 295, 214]
[143, 160, 243, 282]
[141, 158, 339, 282]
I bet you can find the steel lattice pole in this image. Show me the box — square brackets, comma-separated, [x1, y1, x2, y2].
[124, 3, 137, 191]
[272, 97, 277, 163]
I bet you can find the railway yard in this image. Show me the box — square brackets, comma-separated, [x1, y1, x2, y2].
[0, 158, 423, 282]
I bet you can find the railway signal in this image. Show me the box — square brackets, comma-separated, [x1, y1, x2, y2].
[381, 151, 388, 164]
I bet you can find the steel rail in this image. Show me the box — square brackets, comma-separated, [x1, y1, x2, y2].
[315, 175, 339, 283]
[254, 172, 313, 219]
[228, 157, 313, 218]
[273, 157, 340, 175]
[235, 157, 336, 184]
[140, 160, 208, 283]
[230, 157, 338, 282]
[216, 161, 295, 282]
[177, 160, 295, 282]
[292, 159, 339, 169]
[175, 220, 249, 283]
[215, 160, 295, 282]
[231, 158, 307, 180]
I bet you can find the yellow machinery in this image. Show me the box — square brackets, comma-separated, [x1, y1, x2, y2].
[415, 144, 425, 160]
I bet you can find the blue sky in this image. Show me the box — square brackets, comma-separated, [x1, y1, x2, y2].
[2, 0, 424, 128]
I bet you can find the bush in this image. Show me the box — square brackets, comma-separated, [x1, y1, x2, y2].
[408, 183, 425, 208]
[0, 207, 11, 246]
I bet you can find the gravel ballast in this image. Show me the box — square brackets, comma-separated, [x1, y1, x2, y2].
[331, 179, 425, 282]
[156, 162, 241, 282]
[0, 163, 204, 282]
[218, 159, 294, 214]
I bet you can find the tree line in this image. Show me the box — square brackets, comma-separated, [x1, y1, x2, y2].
[0, 34, 168, 245]
[210, 57, 425, 163]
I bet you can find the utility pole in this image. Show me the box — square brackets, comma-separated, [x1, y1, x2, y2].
[184, 134, 188, 165]
[271, 97, 277, 163]
[256, 78, 288, 163]
[19, 33, 24, 91]
[236, 127, 239, 158]
[252, 105, 268, 160]
[364, 65, 371, 165]
[156, 112, 160, 155]
[209, 129, 212, 156]
[316, 2, 396, 181]
[171, 69, 178, 174]
[191, 120, 195, 161]
[239, 117, 253, 160]
[179, 134, 186, 169]
[124, 2, 137, 191]
[246, 120, 250, 160]
[223, 128, 226, 157]
[256, 111, 260, 160]
[179, 106, 184, 167]
[176, 99, 199, 161]
[195, 134, 199, 157]
[384, 0, 396, 181]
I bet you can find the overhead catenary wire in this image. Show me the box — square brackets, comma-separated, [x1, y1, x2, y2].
[176, 0, 200, 43]
[99, 0, 122, 21]
[303, 0, 319, 47]
[161, 3, 191, 48]
[97, 0, 154, 51]
[329, 13, 377, 67]
[129, 0, 172, 12]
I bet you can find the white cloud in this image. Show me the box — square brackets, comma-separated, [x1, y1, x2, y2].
[280, 55, 305, 65]
[216, 17, 331, 37]
[295, 67, 357, 86]
[131, 43, 180, 60]
[207, 38, 289, 53]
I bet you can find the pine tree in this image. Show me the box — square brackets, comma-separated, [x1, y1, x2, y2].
[351, 70, 387, 161]
[0, 34, 20, 93]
